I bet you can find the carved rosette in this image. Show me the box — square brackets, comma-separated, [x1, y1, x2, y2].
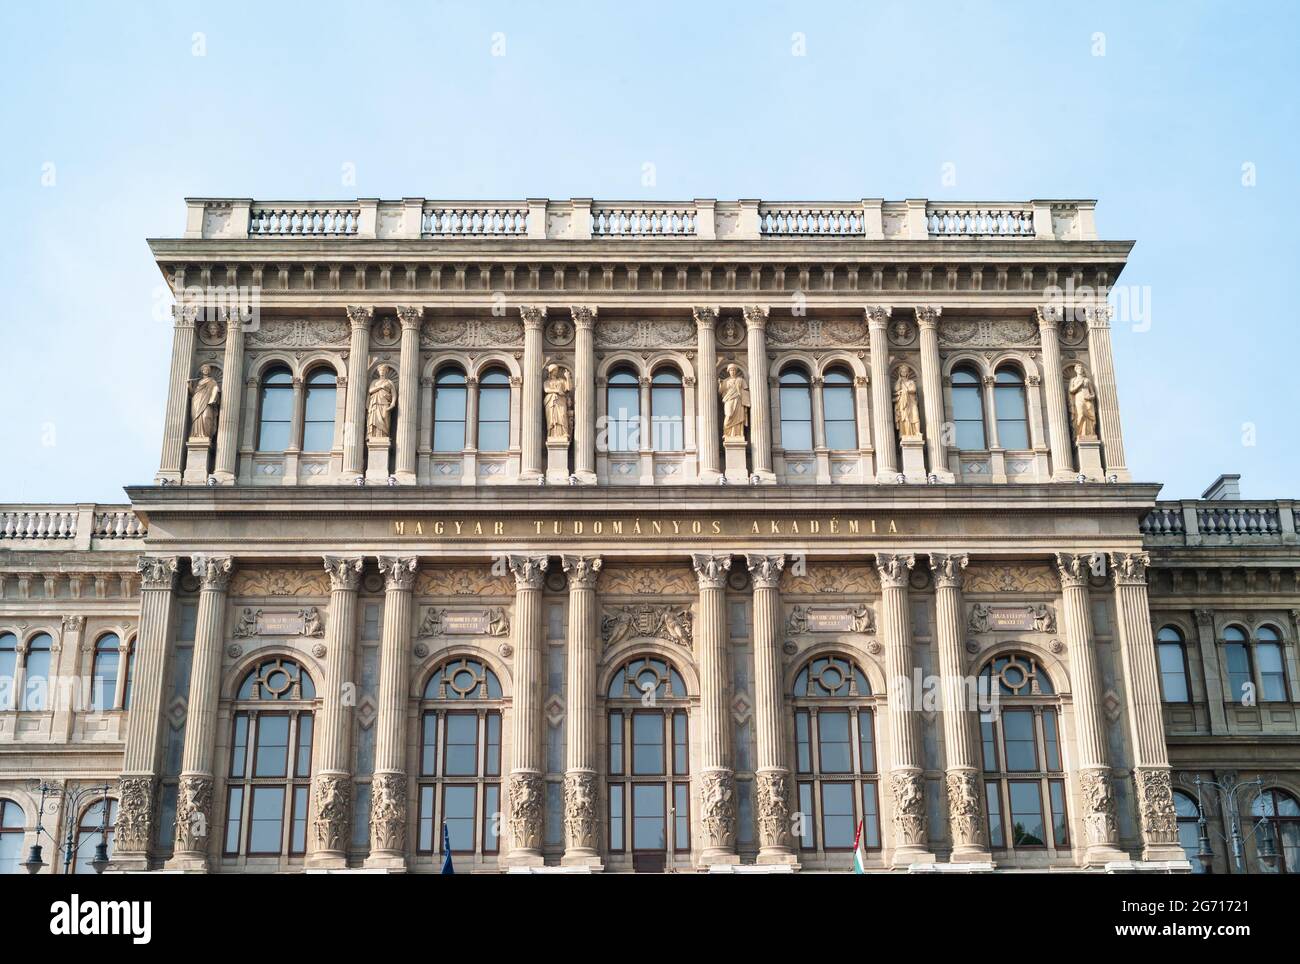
[174, 775, 213, 853]
[755, 769, 792, 850]
[561, 554, 602, 590]
[745, 554, 785, 590]
[945, 770, 985, 849]
[519, 305, 547, 329]
[1054, 552, 1091, 590]
[508, 554, 549, 591]
[1110, 551, 1151, 587]
[508, 771, 544, 852]
[563, 771, 599, 851]
[1134, 767, 1179, 845]
[691, 553, 732, 591]
[699, 769, 737, 851]
[930, 553, 968, 590]
[1079, 766, 1118, 846]
[370, 772, 408, 853]
[137, 556, 178, 591]
[114, 776, 155, 853]
[313, 773, 353, 852]
[890, 771, 928, 847]
[875, 553, 916, 590]
[377, 555, 418, 592]
[190, 554, 233, 592]
[323, 555, 364, 592]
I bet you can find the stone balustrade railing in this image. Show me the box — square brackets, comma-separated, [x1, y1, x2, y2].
[0, 505, 147, 550]
[183, 197, 1098, 242]
[1141, 499, 1297, 547]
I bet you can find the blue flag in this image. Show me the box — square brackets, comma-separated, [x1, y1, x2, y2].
[441, 822, 455, 875]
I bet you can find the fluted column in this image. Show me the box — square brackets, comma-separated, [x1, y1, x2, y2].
[308, 555, 364, 868]
[877, 553, 931, 866]
[342, 306, 373, 480]
[394, 307, 423, 484]
[930, 553, 990, 863]
[694, 306, 721, 482]
[747, 554, 797, 865]
[915, 306, 952, 481]
[692, 553, 738, 865]
[1036, 306, 1075, 479]
[866, 306, 898, 479]
[113, 555, 179, 870]
[1055, 552, 1122, 863]
[157, 303, 198, 482]
[367, 556, 417, 868]
[1085, 305, 1129, 480]
[743, 305, 774, 480]
[519, 307, 547, 480]
[166, 554, 233, 870]
[561, 554, 602, 865]
[1111, 552, 1183, 861]
[212, 307, 246, 483]
[569, 307, 598, 483]
[507, 553, 548, 865]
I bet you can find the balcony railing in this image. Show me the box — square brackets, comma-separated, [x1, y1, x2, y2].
[183, 197, 1098, 242]
[0, 505, 146, 549]
[1141, 499, 1296, 547]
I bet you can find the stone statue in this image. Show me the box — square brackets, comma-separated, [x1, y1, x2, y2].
[1067, 364, 1098, 440]
[232, 607, 260, 638]
[366, 364, 397, 440]
[719, 364, 750, 441]
[543, 363, 573, 441]
[300, 607, 325, 638]
[188, 364, 220, 441]
[893, 364, 921, 438]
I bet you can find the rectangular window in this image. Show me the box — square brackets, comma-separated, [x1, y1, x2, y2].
[1157, 643, 1190, 702]
[483, 784, 500, 854]
[1008, 781, 1046, 847]
[817, 710, 852, 774]
[1041, 709, 1061, 772]
[223, 787, 244, 856]
[1258, 643, 1287, 702]
[673, 783, 690, 852]
[247, 786, 286, 855]
[857, 710, 876, 773]
[985, 782, 1004, 849]
[1048, 779, 1069, 848]
[862, 782, 881, 849]
[609, 711, 624, 775]
[980, 715, 998, 771]
[253, 715, 290, 778]
[443, 785, 476, 853]
[798, 782, 816, 850]
[672, 711, 689, 775]
[417, 785, 435, 853]
[443, 712, 478, 776]
[421, 713, 438, 776]
[820, 782, 856, 850]
[1001, 710, 1037, 772]
[632, 712, 665, 775]
[230, 714, 249, 778]
[609, 784, 625, 852]
[485, 712, 502, 776]
[1225, 643, 1252, 703]
[295, 714, 313, 778]
[795, 710, 811, 774]
[290, 786, 309, 855]
[632, 784, 666, 851]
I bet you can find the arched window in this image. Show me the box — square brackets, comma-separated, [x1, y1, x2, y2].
[1172, 791, 1207, 873]
[822, 367, 858, 450]
[224, 658, 316, 859]
[90, 634, 121, 712]
[979, 653, 1067, 852]
[432, 366, 468, 452]
[1156, 626, 1190, 703]
[1222, 626, 1252, 704]
[951, 367, 985, 450]
[302, 368, 337, 452]
[650, 367, 684, 452]
[22, 633, 52, 712]
[257, 366, 293, 452]
[606, 366, 640, 453]
[0, 799, 24, 875]
[0, 634, 16, 712]
[607, 657, 689, 868]
[993, 366, 1030, 449]
[419, 658, 503, 858]
[1256, 626, 1287, 703]
[792, 655, 878, 856]
[779, 365, 814, 451]
[476, 368, 511, 452]
[73, 797, 117, 874]
[1252, 788, 1300, 874]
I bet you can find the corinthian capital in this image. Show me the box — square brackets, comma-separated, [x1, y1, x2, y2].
[745, 553, 785, 590]
[346, 305, 374, 329]
[864, 305, 893, 327]
[519, 305, 547, 329]
[1035, 303, 1063, 329]
[692, 553, 732, 590]
[172, 302, 200, 327]
[395, 305, 424, 330]
[875, 553, 915, 589]
[377, 555, 419, 591]
[508, 554, 549, 590]
[692, 305, 720, 329]
[1085, 303, 1113, 328]
[323, 555, 365, 591]
[1054, 552, 1092, 589]
[914, 305, 943, 327]
[1109, 551, 1150, 586]
[190, 554, 234, 592]
[928, 553, 968, 590]
[137, 555, 179, 590]
[561, 554, 602, 590]
[742, 304, 770, 330]
[569, 305, 597, 329]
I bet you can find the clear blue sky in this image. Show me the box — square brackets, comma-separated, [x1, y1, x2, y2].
[1, 0, 1295, 503]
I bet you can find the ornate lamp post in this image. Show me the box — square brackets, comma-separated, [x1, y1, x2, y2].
[1192, 775, 1277, 874]
[22, 780, 114, 875]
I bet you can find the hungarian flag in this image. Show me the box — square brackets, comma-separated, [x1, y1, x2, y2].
[441, 822, 455, 875]
[852, 820, 867, 874]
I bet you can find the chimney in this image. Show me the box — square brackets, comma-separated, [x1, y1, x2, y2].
[1201, 473, 1241, 501]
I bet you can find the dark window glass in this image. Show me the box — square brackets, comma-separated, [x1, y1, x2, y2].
[651, 368, 684, 452]
[253, 715, 290, 778]
[1156, 627, 1190, 702]
[476, 368, 510, 452]
[443, 785, 476, 852]
[1008, 781, 1045, 847]
[607, 367, 640, 452]
[951, 368, 985, 450]
[443, 713, 478, 776]
[993, 367, 1029, 449]
[822, 367, 858, 450]
[820, 783, 856, 849]
[91, 635, 120, 711]
[779, 366, 813, 450]
[1257, 628, 1286, 702]
[22, 634, 52, 711]
[632, 713, 665, 775]
[1002, 709, 1037, 772]
[433, 366, 467, 452]
[0, 634, 17, 712]
[632, 784, 666, 851]
[817, 710, 852, 774]
[257, 366, 293, 452]
[1224, 637, 1252, 703]
[247, 787, 285, 854]
[302, 368, 337, 452]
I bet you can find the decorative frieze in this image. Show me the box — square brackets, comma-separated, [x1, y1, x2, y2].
[230, 568, 330, 597]
[420, 316, 524, 348]
[594, 317, 696, 348]
[779, 563, 880, 595]
[415, 567, 514, 598]
[938, 318, 1039, 348]
[597, 565, 696, 596]
[962, 564, 1057, 594]
[601, 604, 693, 648]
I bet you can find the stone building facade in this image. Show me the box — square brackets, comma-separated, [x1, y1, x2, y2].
[0, 197, 1295, 874]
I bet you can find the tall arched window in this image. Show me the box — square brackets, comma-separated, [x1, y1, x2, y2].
[979, 652, 1067, 852]
[606, 367, 641, 453]
[792, 655, 878, 855]
[476, 368, 511, 452]
[1173, 791, 1207, 873]
[0, 799, 23, 874]
[607, 656, 690, 868]
[224, 658, 316, 859]
[1156, 626, 1190, 703]
[257, 366, 294, 452]
[90, 634, 120, 712]
[0, 634, 16, 712]
[301, 368, 337, 452]
[73, 798, 117, 874]
[1256, 626, 1287, 703]
[993, 367, 1030, 449]
[650, 367, 684, 451]
[432, 366, 468, 452]
[1252, 788, 1300, 874]
[778, 365, 814, 450]
[1222, 626, 1252, 704]
[22, 633, 52, 712]
[418, 658, 503, 857]
[822, 367, 858, 450]
[951, 367, 985, 450]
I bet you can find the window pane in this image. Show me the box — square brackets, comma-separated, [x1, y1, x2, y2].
[302, 378, 336, 452]
[91, 646, 119, 712]
[609, 711, 624, 775]
[952, 380, 985, 450]
[632, 713, 665, 775]
[1008, 782, 1045, 846]
[862, 782, 880, 848]
[672, 711, 688, 775]
[253, 716, 290, 777]
[433, 381, 467, 452]
[823, 382, 857, 450]
[1002, 710, 1037, 772]
[609, 784, 624, 851]
[632, 784, 665, 851]
[607, 383, 640, 452]
[1225, 643, 1252, 703]
[230, 714, 249, 777]
[857, 711, 876, 773]
[248, 787, 285, 854]
[1158, 643, 1189, 702]
[820, 783, 856, 849]
[224, 787, 244, 854]
[483, 784, 500, 853]
[780, 385, 813, 450]
[818, 710, 852, 774]
[1041, 710, 1061, 771]
[980, 716, 998, 771]
[1258, 643, 1286, 702]
[798, 782, 815, 849]
[443, 714, 479, 776]
[1048, 780, 1068, 848]
[673, 783, 690, 851]
[986, 782, 1004, 848]
[421, 714, 438, 775]
[22, 646, 51, 711]
[295, 714, 314, 777]
[291, 786, 309, 854]
[485, 713, 501, 776]
[994, 384, 1029, 449]
[418, 785, 435, 852]
[795, 711, 811, 773]
[443, 786, 476, 852]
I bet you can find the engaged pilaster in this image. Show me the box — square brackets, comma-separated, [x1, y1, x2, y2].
[866, 306, 898, 479]
[692, 552, 738, 865]
[1085, 305, 1129, 480]
[1036, 306, 1075, 479]
[743, 306, 774, 480]
[519, 307, 547, 480]
[394, 307, 423, 484]
[158, 303, 198, 483]
[694, 306, 721, 482]
[561, 554, 602, 866]
[342, 306, 373, 480]
[915, 307, 952, 481]
[571, 307, 598, 483]
[212, 307, 246, 484]
[507, 553, 548, 864]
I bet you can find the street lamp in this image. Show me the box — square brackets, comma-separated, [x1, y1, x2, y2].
[1193, 775, 1276, 873]
[23, 780, 114, 875]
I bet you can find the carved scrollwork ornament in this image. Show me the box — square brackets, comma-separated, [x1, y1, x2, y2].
[323, 555, 364, 592]
[313, 773, 352, 852]
[114, 776, 155, 853]
[755, 770, 792, 850]
[700, 770, 737, 850]
[691, 553, 732, 590]
[1079, 767, 1118, 846]
[890, 771, 927, 847]
[377, 555, 419, 591]
[562, 554, 603, 590]
[370, 773, 408, 852]
[875, 553, 916, 589]
[174, 775, 213, 852]
[1110, 551, 1151, 586]
[1134, 768, 1179, 845]
[508, 554, 549, 591]
[945, 770, 985, 849]
[563, 771, 599, 851]
[509, 771, 544, 851]
[1054, 552, 1091, 589]
[191, 554, 234, 592]
[929, 553, 968, 590]
[137, 555, 179, 590]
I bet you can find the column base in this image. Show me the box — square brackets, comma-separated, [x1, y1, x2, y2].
[108, 853, 151, 873]
[506, 851, 546, 868]
[1103, 858, 1193, 874]
[155, 470, 182, 485]
[546, 438, 572, 484]
[304, 852, 350, 871]
[364, 438, 393, 484]
[910, 860, 996, 873]
[362, 852, 409, 872]
[1082, 844, 1129, 868]
[750, 469, 778, 484]
[1141, 841, 1191, 863]
[928, 468, 956, 484]
[900, 436, 927, 482]
[518, 470, 543, 484]
[756, 849, 800, 867]
[560, 851, 604, 870]
[1076, 438, 1104, 480]
[723, 439, 748, 483]
[392, 470, 417, 485]
[163, 853, 210, 873]
[890, 847, 936, 869]
[876, 468, 901, 483]
[699, 850, 741, 868]
[697, 467, 722, 485]
[573, 470, 598, 485]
